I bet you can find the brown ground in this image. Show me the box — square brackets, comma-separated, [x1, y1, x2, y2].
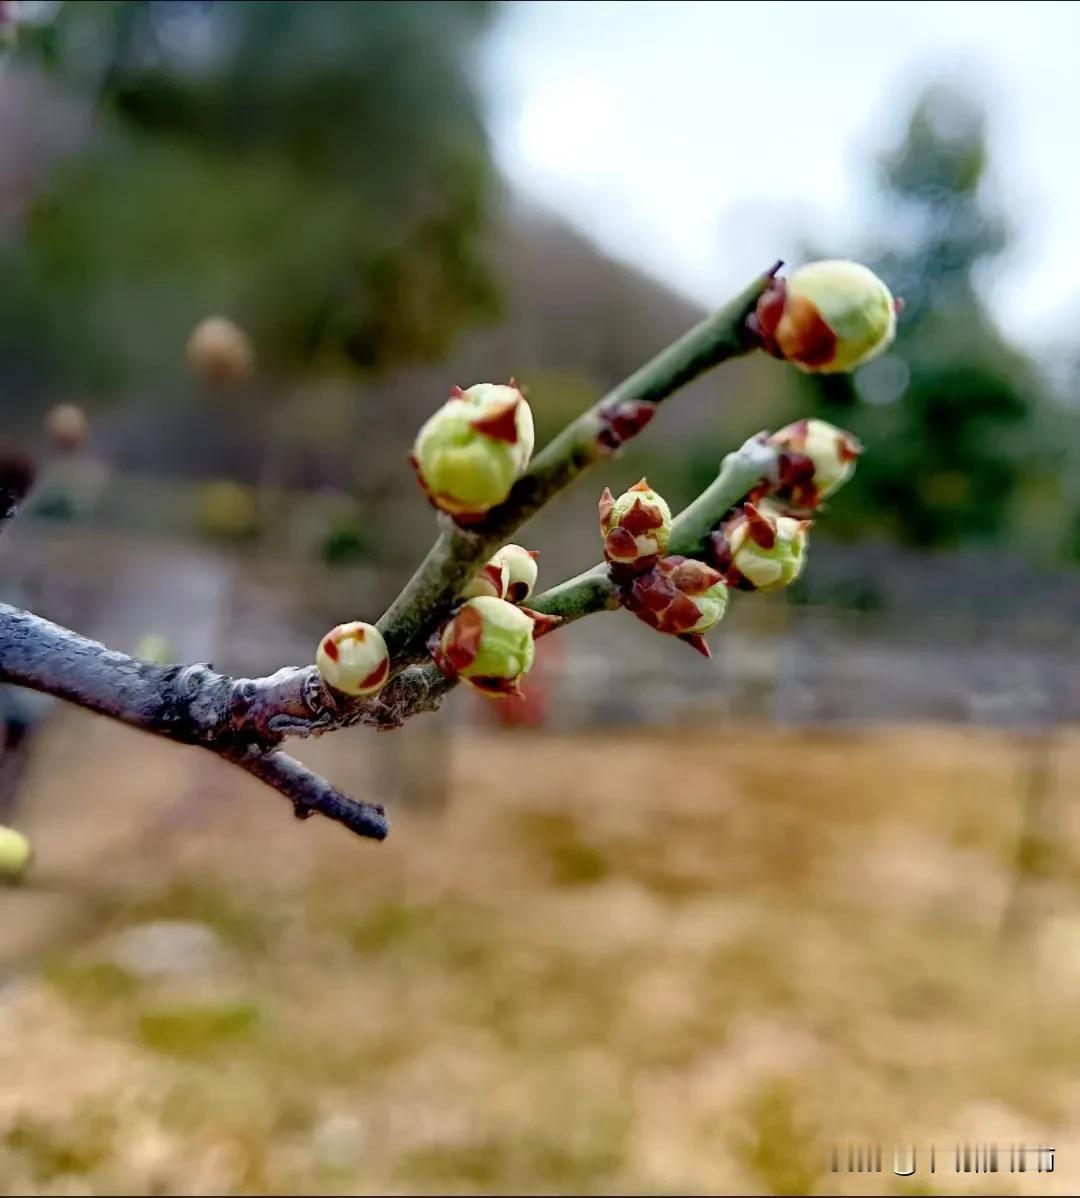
[2, 711, 1080, 1195]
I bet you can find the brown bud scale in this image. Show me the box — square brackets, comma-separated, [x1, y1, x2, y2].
[596, 399, 655, 453]
[469, 397, 522, 444]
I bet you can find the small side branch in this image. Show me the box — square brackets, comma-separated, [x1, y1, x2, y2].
[524, 433, 782, 624]
[225, 747, 388, 841]
[376, 265, 778, 667]
[0, 602, 394, 840]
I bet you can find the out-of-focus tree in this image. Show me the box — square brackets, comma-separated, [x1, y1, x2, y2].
[2, 0, 499, 408]
[788, 85, 1055, 552]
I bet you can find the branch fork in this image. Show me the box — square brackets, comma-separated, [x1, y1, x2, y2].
[0, 260, 851, 843]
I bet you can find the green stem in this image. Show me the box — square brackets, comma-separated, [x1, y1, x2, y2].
[526, 565, 619, 625]
[377, 265, 777, 664]
[524, 434, 781, 627]
[667, 433, 779, 558]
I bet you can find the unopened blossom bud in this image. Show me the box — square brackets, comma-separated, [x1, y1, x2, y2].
[0, 826, 32, 884]
[627, 555, 729, 657]
[431, 595, 559, 697]
[412, 382, 535, 519]
[711, 503, 810, 592]
[462, 555, 509, 601]
[765, 418, 863, 509]
[316, 621, 390, 697]
[45, 403, 89, 451]
[493, 543, 539, 603]
[754, 260, 897, 374]
[598, 478, 672, 570]
[186, 316, 255, 386]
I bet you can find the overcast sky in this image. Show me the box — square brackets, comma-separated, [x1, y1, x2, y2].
[482, 1, 1080, 351]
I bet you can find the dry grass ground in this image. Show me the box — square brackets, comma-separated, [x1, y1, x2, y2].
[3, 711, 1080, 1194]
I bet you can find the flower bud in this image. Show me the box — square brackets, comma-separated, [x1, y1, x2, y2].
[431, 595, 559, 697]
[186, 316, 255, 386]
[316, 621, 390, 697]
[462, 556, 509, 601]
[754, 260, 897, 374]
[493, 544, 539, 603]
[598, 478, 672, 570]
[0, 826, 32, 884]
[412, 382, 535, 518]
[712, 503, 810, 592]
[627, 555, 729, 657]
[766, 418, 862, 509]
[45, 403, 89, 451]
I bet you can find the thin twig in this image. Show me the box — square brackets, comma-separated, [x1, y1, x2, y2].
[375, 266, 778, 667]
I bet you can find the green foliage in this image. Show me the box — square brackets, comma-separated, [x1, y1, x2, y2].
[790, 85, 1053, 552]
[7, 0, 499, 401]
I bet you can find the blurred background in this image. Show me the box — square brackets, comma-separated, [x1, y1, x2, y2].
[2, 1, 1080, 1193]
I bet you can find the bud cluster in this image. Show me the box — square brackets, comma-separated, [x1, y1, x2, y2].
[598, 478, 730, 655]
[625, 555, 729, 657]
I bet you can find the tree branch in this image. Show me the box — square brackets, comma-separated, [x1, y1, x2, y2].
[375, 265, 779, 667]
[0, 278, 785, 844]
[524, 432, 782, 624]
[0, 603, 394, 840]
[224, 746, 388, 840]
[0, 433, 778, 841]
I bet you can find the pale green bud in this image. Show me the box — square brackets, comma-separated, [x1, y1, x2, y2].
[767, 418, 863, 508]
[755, 260, 897, 374]
[626, 555, 729, 657]
[598, 477, 672, 568]
[462, 557, 509, 600]
[316, 621, 390, 696]
[0, 826, 32, 884]
[433, 595, 559, 697]
[719, 504, 810, 592]
[492, 544, 539, 603]
[412, 382, 535, 518]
